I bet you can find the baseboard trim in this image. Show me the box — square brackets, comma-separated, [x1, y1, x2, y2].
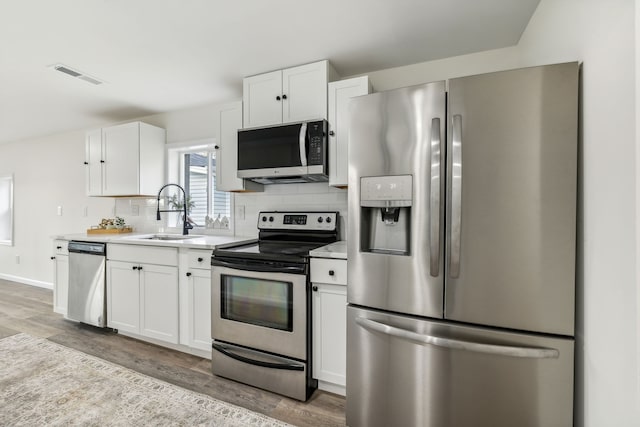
[0, 274, 53, 290]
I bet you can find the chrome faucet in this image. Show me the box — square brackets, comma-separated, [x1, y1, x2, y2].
[156, 184, 194, 235]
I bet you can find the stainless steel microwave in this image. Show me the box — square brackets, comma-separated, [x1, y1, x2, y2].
[237, 120, 328, 184]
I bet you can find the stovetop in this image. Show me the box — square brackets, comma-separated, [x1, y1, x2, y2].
[213, 211, 339, 264]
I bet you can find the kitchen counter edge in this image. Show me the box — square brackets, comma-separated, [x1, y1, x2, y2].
[309, 241, 347, 259]
[51, 233, 256, 250]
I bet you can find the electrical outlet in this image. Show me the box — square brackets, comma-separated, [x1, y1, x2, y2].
[15, 255, 20, 264]
[83, 206, 88, 217]
[57, 206, 62, 216]
[131, 205, 140, 216]
[237, 205, 245, 220]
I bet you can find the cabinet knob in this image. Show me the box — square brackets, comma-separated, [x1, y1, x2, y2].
[329, 131, 335, 136]
[138, 266, 143, 271]
[282, 94, 287, 100]
[132, 266, 138, 270]
[100, 160, 105, 163]
[197, 257, 204, 262]
[50, 256, 56, 260]
[214, 145, 220, 150]
[186, 272, 192, 277]
[276, 95, 281, 101]
[312, 286, 318, 292]
[56, 246, 62, 249]
[83, 161, 89, 165]
[328, 270, 335, 276]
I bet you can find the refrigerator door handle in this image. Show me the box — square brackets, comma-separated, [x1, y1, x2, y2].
[355, 317, 560, 359]
[429, 117, 441, 276]
[449, 114, 463, 278]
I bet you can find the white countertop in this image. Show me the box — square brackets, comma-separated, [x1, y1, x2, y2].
[53, 232, 255, 250]
[309, 241, 347, 259]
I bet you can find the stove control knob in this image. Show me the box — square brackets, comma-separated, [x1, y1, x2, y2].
[326, 217, 332, 223]
[317, 217, 323, 223]
[269, 216, 274, 222]
[262, 216, 267, 222]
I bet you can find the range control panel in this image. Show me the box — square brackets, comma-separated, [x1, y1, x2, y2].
[257, 211, 338, 232]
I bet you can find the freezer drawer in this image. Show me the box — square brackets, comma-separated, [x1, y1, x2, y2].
[346, 306, 574, 427]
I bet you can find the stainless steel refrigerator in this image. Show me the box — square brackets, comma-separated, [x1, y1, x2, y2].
[347, 62, 579, 427]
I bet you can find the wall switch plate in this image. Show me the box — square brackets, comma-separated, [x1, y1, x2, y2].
[57, 206, 62, 216]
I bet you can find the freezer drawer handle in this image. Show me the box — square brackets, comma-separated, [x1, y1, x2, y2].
[449, 114, 463, 278]
[429, 117, 442, 276]
[212, 343, 305, 371]
[355, 317, 560, 359]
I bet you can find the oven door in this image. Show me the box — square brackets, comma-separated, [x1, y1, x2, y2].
[211, 259, 308, 361]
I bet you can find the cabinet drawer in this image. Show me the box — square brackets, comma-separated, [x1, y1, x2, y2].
[188, 249, 212, 270]
[108, 244, 178, 266]
[53, 240, 69, 256]
[311, 258, 347, 285]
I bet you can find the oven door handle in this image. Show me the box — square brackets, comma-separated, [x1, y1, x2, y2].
[211, 258, 306, 274]
[212, 343, 305, 371]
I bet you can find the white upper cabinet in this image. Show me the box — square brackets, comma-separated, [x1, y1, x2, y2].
[328, 76, 372, 187]
[213, 101, 263, 192]
[85, 121, 166, 197]
[243, 60, 338, 128]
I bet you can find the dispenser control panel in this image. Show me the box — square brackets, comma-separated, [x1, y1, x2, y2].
[361, 175, 413, 205]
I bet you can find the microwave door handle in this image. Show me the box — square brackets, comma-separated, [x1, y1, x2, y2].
[299, 122, 308, 166]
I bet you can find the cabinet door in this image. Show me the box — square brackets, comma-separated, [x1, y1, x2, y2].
[140, 263, 179, 344]
[107, 260, 140, 333]
[328, 76, 371, 187]
[313, 282, 347, 391]
[102, 122, 140, 196]
[85, 129, 103, 196]
[215, 101, 245, 192]
[243, 70, 283, 128]
[187, 269, 212, 351]
[53, 255, 69, 316]
[282, 61, 328, 124]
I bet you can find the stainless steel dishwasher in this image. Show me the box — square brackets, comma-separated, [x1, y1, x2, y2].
[67, 241, 107, 327]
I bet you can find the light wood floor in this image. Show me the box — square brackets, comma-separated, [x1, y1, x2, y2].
[0, 279, 346, 427]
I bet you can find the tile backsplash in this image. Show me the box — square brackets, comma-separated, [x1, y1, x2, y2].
[113, 183, 348, 240]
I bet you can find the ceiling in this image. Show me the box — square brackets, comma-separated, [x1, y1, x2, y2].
[0, 0, 540, 145]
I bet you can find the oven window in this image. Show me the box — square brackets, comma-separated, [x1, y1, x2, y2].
[221, 274, 293, 332]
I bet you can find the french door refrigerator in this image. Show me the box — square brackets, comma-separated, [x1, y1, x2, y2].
[347, 62, 579, 427]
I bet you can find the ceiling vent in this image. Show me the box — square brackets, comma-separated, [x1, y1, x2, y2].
[50, 64, 104, 85]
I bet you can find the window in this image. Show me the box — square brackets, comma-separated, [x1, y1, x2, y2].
[166, 140, 232, 233]
[0, 174, 13, 246]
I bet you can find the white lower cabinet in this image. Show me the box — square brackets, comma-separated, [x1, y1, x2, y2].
[52, 240, 69, 316]
[186, 268, 212, 352]
[107, 244, 179, 345]
[311, 258, 348, 396]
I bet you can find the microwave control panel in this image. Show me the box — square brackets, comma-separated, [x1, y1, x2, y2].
[307, 121, 326, 165]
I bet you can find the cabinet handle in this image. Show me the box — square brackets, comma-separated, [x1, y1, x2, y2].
[329, 131, 335, 136]
[56, 246, 62, 249]
[138, 266, 143, 271]
[328, 270, 335, 276]
[132, 266, 138, 270]
[312, 286, 318, 292]
[276, 96, 281, 101]
[50, 256, 56, 260]
[186, 272, 192, 277]
[197, 257, 204, 262]
[83, 161, 88, 165]
[100, 160, 105, 163]
[282, 94, 287, 100]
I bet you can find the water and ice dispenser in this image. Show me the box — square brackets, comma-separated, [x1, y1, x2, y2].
[360, 175, 412, 256]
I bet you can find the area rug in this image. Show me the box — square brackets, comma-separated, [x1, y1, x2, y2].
[0, 333, 292, 426]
